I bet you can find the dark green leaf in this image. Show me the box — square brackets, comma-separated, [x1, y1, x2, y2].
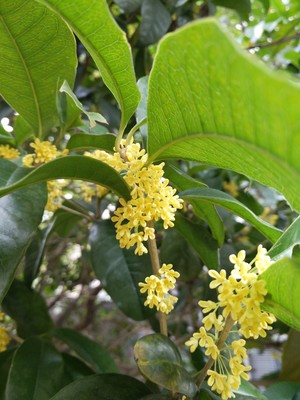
[0, 155, 131, 201]
[175, 213, 218, 268]
[280, 329, 300, 383]
[264, 382, 300, 400]
[234, 379, 268, 399]
[62, 353, 94, 382]
[140, 0, 172, 45]
[212, 0, 251, 19]
[50, 209, 82, 238]
[5, 337, 65, 400]
[140, 396, 171, 400]
[89, 220, 153, 320]
[164, 164, 224, 246]
[67, 133, 116, 153]
[0, 158, 47, 303]
[38, 0, 140, 132]
[51, 328, 118, 373]
[116, 0, 142, 13]
[134, 334, 198, 398]
[2, 280, 53, 338]
[50, 374, 151, 400]
[269, 216, 300, 260]
[180, 188, 281, 244]
[260, 258, 300, 330]
[0, 0, 76, 137]
[147, 20, 300, 213]
[0, 348, 16, 400]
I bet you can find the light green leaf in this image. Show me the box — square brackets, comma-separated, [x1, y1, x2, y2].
[0, 159, 46, 303]
[5, 337, 65, 400]
[147, 19, 300, 213]
[51, 328, 118, 374]
[67, 133, 115, 153]
[0, 155, 131, 201]
[38, 0, 140, 133]
[234, 379, 268, 399]
[260, 258, 300, 330]
[13, 116, 33, 146]
[60, 81, 107, 128]
[134, 334, 198, 398]
[180, 188, 281, 243]
[268, 216, 300, 260]
[50, 374, 151, 400]
[89, 220, 153, 321]
[0, 0, 76, 137]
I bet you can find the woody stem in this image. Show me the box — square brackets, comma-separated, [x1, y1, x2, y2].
[147, 220, 168, 336]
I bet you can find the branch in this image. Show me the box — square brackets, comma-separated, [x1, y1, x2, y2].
[247, 32, 300, 50]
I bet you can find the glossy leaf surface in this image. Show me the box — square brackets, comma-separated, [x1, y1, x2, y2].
[147, 20, 300, 212]
[269, 216, 300, 260]
[0, 0, 76, 136]
[67, 133, 115, 153]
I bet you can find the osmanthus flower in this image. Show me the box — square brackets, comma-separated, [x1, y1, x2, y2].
[185, 246, 275, 399]
[139, 263, 180, 314]
[0, 312, 10, 352]
[84, 141, 183, 256]
[0, 144, 20, 160]
[22, 139, 69, 212]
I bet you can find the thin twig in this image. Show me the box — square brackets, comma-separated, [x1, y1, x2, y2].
[247, 32, 300, 50]
[60, 205, 94, 222]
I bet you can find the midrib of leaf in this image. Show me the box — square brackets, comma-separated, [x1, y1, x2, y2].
[40, 0, 127, 132]
[0, 12, 43, 137]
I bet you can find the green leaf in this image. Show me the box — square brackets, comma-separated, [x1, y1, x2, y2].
[0, 159, 47, 303]
[136, 77, 149, 141]
[2, 280, 53, 338]
[234, 379, 268, 399]
[180, 188, 281, 244]
[61, 353, 94, 382]
[89, 220, 153, 320]
[0, 348, 16, 400]
[67, 133, 116, 153]
[60, 80, 107, 128]
[147, 20, 300, 213]
[134, 334, 198, 398]
[51, 328, 118, 373]
[13, 115, 33, 146]
[260, 258, 300, 330]
[268, 216, 300, 260]
[140, 0, 172, 45]
[49, 374, 151, 400]
[164, 164, 224, 246]
[5, 337, 65, 400]
[212, 0, 251, 19]
[0, 155, 131, 201]
[116, 0, 142, 13]
[280, 329, 300, 383]
[175, 213, 219, 268]
[263, 382, 300, 400]
[0, 0, 76, 137]
[38, 0, 140, 132]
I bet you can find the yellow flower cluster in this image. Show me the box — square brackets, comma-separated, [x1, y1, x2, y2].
[185, 246, 275, 399]
[22, 139, 69, 212]
[79, 182, 108, 203]
[139, 264, 180, 314]
[85, 142, 183, 255]
[0, 312, 10, 352]
[0, 144, 20, 159]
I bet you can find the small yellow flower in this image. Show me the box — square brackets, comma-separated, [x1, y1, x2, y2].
[0, 144, 20, 160]
[0, 312, 10, 352]
[223, 180, 239, 197]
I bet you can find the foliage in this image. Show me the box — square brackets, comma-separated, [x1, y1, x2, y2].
[1, 0, 300, 399]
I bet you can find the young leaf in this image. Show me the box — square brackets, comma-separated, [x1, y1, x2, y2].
[49, 374, 151, 400]
[268, 216, 300, 260]
[38, 0, 140, 133]
[0, 159, 47, 303]
[134, 334, 198, 398]
[67, 133, 116, 153]
[0, 156, 131, 201]
[180, 188, 281, 243]
[51, 328, 118, 373]
[5, 337, 65, 400]
[0, 0, 76, 137]
[89, 220, 153, 321]
[147, 20, 300, 213]
[260, 257, 300, 330]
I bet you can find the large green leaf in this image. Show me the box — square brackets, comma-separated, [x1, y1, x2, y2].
[147, 19, 300, 213]
[0, 155, 131, 201]
[268, 216, 300, 260]
[263, 382, 300, 400]
[0, 0, 76, 137]
[38, 0, 140, 132]
[51, 328, 118, 373]
[2, 280, 53, 338]
[280, 329, 300, 383]
[67, 133, 116, 153]
[50, 374, 151, 400]
[89, 220, 153, 320]
[5, 337, 65, 400]
[260, 258, 300, 330]
[0, 348, 16, 400]
[180, 188, 281, 243]
[134, 334, 198, 398]
[0, 159, 47, 303]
